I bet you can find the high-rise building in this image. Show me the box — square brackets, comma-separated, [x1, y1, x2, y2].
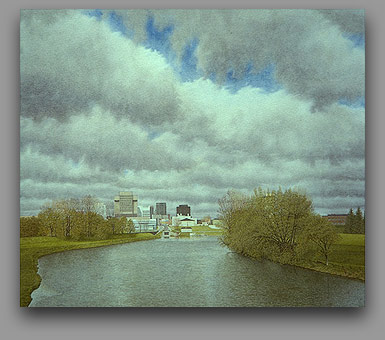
[176, 204, 191, 216]
[156, 202, 167, 216]
[114, 191, 138, 218]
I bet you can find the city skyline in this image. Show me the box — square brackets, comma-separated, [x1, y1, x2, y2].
[20, 10, 365, 218]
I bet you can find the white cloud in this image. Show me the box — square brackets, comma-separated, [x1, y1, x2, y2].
[19, 10, 365, 217]
[113, 9, 365, 109]
[20, 11, 181, 125]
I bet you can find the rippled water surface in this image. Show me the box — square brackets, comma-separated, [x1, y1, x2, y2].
[30, 238, 364, 307]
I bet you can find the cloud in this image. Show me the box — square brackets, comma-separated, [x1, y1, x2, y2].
[20, 107, 194, 173]
[111, 9, 365, 110]
[19, 10, 365, 217]
[318, 9, 365, 34]
[174, 80, 365, 165]
[20, 11, 181, 126]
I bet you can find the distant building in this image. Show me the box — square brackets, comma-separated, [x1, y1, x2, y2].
[172, 215, 197, 226]
[179, 218, 197, 227]
[137, 206, 152, 218]
[131, 217, 157, 232]
[322, 214, 348, 226]
[114, 191, 138, 218]
[176, 204, 191, 216]
[156, 202, 167, 216]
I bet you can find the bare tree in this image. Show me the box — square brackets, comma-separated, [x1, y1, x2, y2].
[305, 216, 340, 266]
[81, 195, 99, 238]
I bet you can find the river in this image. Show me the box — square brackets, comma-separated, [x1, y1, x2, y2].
[29, 237, 364, 307]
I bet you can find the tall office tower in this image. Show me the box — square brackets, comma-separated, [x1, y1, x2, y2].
[114, 191, 138, 217]
[156, 202, 167, 216]
[176, 204, 191, 216]
[149, 205, 154, 218]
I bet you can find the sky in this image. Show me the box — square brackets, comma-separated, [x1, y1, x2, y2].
[20, 9, 365, 218]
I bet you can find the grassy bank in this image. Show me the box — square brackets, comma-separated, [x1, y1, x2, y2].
[172, 225, 223, 237]
[191, 225, 223, 236]
[294, 233, 365, 281]
[20, 233, 161, 307]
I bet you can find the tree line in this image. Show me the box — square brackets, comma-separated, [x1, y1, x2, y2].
[20, 195, 135, 240]
[344, 208, 365, 234]
[218, 188, 342, 266]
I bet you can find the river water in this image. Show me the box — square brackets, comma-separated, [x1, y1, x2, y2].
[29, 237, 364, 307]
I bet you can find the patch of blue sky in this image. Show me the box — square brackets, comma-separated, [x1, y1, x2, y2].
[344, 33, 365, 48]
[147, 130, 162, 140]
[108, 11, 133, 38]
[144, 16, 176, 64]
[179, 38, 201, 82]
[338, 96, 365, 108]
[82, 9, 103, 20]
[225, 63, 282, 94]
[89, 12, 282, 94]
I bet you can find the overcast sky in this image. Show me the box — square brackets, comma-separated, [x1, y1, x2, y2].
[20, 9, 365, 218]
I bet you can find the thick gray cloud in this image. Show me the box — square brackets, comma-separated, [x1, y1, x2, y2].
[112, 9, 365, 110]
[318, 9, 365, 34]
[20, 11, 181, 125]
[19, 10, 365, 217]
[20, 108, 194, 172]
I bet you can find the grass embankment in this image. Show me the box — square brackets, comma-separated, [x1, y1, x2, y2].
[20, 233, 161, 307]
[192, 225, 223, 236]
[296, 233, 365, 281]
[172, 225, 223, 237]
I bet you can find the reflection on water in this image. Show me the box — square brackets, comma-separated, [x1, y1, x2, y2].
[30, 238, 364, 307]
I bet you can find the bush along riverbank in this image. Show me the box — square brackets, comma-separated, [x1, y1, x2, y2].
[20, 233, 161, 307]
[218, 188, 365, 282]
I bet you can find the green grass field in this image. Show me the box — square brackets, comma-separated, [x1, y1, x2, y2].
[190, 225, 223, 236]
[20, 233, 160, 307]
[299, 233, 365, 281]
[171, 225, 223, 236]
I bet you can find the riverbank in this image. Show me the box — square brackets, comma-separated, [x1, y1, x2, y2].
[171, 225, 224, 237]
[237, 233, 365, 282]
[294, 233, 365, 281]
[20, 233, 161, 307]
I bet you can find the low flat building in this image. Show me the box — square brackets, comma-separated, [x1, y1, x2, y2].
[172, 215, 197, 226]
[322, 214, 348, 225]
[180, 218, 197, 227]
[131, 217, 157, 232]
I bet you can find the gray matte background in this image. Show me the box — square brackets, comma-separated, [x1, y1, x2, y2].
[1, 0, 384, 339]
